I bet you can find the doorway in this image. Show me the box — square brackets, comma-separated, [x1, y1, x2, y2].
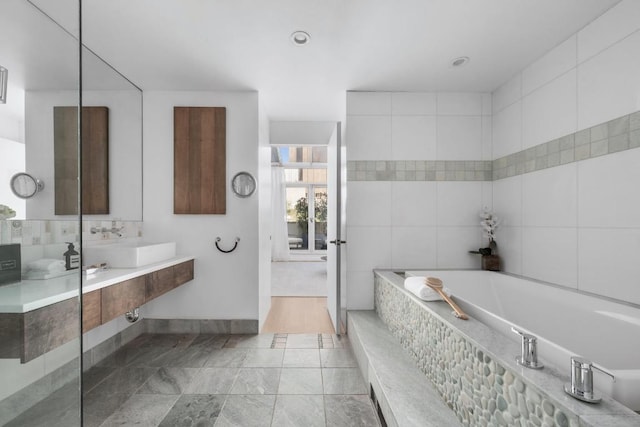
[266, 144, 332, 333]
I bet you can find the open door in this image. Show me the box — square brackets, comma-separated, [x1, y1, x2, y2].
[327, 122, 346, 334]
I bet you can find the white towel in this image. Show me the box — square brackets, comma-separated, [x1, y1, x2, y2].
[404, 276, 452, 302]
[27, 259, 66, 273]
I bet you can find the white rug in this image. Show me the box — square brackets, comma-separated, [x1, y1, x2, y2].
[271, 261, 327, 297]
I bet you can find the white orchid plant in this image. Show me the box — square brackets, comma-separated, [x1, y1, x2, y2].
[480, 207, 500, 245]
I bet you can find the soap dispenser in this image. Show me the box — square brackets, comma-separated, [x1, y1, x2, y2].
[64, 242, 80, 270]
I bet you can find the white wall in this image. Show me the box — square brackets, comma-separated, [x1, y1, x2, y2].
[0, 138, 25, 217]
[257, 96, 272, 329]
[346, 91, 492, 310]
[492, 0, 640, 304]
[24, 90, 142, 220]
[142, 91, 260, 321]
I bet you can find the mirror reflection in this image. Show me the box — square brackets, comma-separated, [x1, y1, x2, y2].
[0, 3, 142, 221]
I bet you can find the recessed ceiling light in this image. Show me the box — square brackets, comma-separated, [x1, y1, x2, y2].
[290, 31, 311, 46]
[451, 56, 470, 67]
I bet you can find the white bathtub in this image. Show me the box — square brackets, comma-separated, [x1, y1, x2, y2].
[405, 270, 640, 411]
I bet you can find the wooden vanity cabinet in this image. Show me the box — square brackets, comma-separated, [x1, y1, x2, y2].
[82, 290, 102, 333]
[174, 260, 194, 285]
[145, 260, 194, 300]
[0, 260, 194, 363]
[101, 276, 146, 324]
[145, 266, 175, 300]
[0, 298, 79, 363]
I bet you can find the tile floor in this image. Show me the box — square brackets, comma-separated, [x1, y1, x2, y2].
[8, 333, 381, 427]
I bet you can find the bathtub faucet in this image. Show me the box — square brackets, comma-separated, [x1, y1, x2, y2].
[564, 356, 615, 403]
[511, 327, 544, 369]
[90, 226, 123, 237]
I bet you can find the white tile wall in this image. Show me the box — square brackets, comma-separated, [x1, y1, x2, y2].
[437, 93, 483, 116]
[345, 226, 392, 273]
[346, 91, 490, 310]
[345, 116, 392, 160]
[346, 270, 376, 310]
[578, 149, 640, 228]
[347, 182, 392, 227]
[577, 0, 640, 63]
[492, 101, 522, 158]
[578, 228, 640, 304]
[522, 164, 577, 227]
[436, 182, 483, 226]
[347, 92, 391, 115]
[482, 116, 493, 160]
[437, 116, 482, 160]
[436, 227, 482, 269]
[577, 30, 640, 129]
[390, 226, 437, 268]
[522, 227, 578, 288]
[522, 69, 577, 149]
[482, 94, 492, 116]
[391, 92, 437, 115]
[522, 35, 577, 96]
[494, 226, 522, 275]
[390, 182, 437, 226]
[490, 0, 640, 305]
[391, 116, 436, 160]
[493, 74, 521, 114]
[493, 176, 522, 227]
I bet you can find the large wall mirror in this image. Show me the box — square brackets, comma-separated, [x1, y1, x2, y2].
[0, 1, 143, 221]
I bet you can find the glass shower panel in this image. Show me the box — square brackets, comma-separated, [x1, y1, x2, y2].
[0, 1, 81, 426]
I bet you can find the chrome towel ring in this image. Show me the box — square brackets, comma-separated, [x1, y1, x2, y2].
[215, 236, 240, 253]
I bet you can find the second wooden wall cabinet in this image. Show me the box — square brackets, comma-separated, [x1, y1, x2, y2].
[174, 107, 226, 214]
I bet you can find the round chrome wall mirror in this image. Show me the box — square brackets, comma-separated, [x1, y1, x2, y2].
[231, 171, 256, 198]
[10, 172, 45, 199]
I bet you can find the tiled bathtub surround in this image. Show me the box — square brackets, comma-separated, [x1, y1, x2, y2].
[348, 160, 493, 182]
[493, 111, 640, 180]
[373, 271, 640, 427]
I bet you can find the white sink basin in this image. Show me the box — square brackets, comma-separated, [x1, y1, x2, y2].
[83, 241, 176, 268]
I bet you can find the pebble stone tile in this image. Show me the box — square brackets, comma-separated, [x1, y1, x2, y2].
[373, 273, 640, 427]
[3, 333, 381, 427]
[374, 274, 575, 426]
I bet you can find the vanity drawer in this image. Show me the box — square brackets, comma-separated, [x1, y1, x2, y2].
[145, 266, 176, 301]
[174, 260, 194, 286]
[101, 276, 145, 324]
[82, 290, 101, 332]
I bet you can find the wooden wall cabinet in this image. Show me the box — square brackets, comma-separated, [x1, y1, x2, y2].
[174, 107, 226, 214]
[54, 106, 109, 215]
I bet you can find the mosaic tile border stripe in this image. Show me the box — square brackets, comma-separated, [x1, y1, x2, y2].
[493, 111, 640, 180]
[347, 160, 492, 182]
[347, 111, 640, 182]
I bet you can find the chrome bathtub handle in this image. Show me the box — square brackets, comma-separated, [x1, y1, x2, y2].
[511, 327, 543, 369]
[592, 363, 615, 382]
[564, 356, 615, 403]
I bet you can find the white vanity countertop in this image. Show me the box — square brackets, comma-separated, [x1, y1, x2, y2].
[0, 256, 195, 314]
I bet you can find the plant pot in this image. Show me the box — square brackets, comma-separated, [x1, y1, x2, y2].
[481, 254, 500, 271]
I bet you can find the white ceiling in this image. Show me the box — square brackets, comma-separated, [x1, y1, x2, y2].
[18, 0, 624, 120]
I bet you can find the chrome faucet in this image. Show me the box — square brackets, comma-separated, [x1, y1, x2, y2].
[564, 356, 615, 403]
[512, 327, 544, 369]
